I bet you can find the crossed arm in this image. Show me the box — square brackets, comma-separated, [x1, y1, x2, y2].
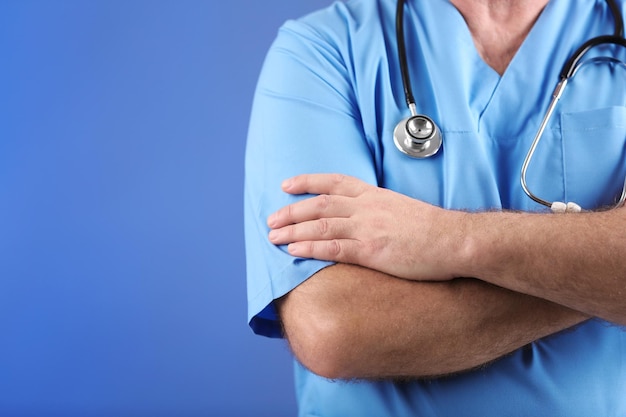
[268, 174, 626, 380]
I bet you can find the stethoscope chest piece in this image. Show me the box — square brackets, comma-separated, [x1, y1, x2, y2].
[393, 114, 443, 158]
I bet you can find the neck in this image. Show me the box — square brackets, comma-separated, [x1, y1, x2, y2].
[450, 0, 550, 74]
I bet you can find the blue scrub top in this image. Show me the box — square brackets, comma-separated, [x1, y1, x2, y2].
[245, 0, 626, 415]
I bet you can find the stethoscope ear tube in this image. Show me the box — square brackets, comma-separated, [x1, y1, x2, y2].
[560, 35, 626, 79]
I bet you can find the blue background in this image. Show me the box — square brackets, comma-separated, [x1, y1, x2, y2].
[0, 1, 329, 415]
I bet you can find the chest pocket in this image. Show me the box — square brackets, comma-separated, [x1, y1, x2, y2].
[560, 106, 626, 209]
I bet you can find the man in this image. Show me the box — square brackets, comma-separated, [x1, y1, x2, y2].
[245, 0, 626, 415]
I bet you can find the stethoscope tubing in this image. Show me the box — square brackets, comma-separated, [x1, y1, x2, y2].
[520, 79, 568, 208]
[395, 0, 626, 211]
[396, 0, 415, 111]
[521, 35, 626, 211]
[393, 0, 444, 157]
[396, 0, 624, 114]
[520, 0, 626, 210]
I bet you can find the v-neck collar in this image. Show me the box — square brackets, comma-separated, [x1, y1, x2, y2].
[448, 0, 552, 80]
[408, 0, 607, 138]
[465, 0, 556, 135]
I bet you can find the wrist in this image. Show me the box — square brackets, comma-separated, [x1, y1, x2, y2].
[455, 210, 505, 281]
[442, 208, 479, 279]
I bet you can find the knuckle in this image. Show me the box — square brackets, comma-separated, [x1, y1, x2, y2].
[315, 194, 332, 211]
[305, 241, 317, 255]
[285, 203, 294, 220]
[317, 218, 330, 236]
[330, 173, 347, 185]
[328, 239, 342, 257]
[365, 239, 383, 255]
[358, 235, 385, 258]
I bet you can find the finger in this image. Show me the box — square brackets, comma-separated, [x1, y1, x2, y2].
[286, 239, 361, 264]
[268, 218, 354, 245]
[282, 173, 369, 197]
[267, 194, 353, 228]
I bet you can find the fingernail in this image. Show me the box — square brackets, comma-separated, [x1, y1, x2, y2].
[281, 178, 293, 190]
[268, 229, 279, 242]
[287, 243, 301, 255]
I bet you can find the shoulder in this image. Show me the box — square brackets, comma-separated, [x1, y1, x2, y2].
[256, 0, 398, 105]
[275, 0, 393, 55]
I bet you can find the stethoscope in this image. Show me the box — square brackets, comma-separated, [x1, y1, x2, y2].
[393, 0, 626, 212]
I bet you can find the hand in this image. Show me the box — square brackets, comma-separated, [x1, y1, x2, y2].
[267, 174, 467, 281]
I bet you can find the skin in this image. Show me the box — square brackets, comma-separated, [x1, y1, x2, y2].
[266, 0, 624, 380]
[454, 0, 550, 74]
[270, 174, 626, 323]
[277, 265, 587, 380]
[270, 175, 591, 379]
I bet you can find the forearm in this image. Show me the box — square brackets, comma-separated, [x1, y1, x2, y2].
[278, 263, 587, 380]
[269, 174, 626, 325]
[462, 206, 626, 325]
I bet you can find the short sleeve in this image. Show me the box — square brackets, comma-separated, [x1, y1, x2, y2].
[244, 11, 379, 338]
